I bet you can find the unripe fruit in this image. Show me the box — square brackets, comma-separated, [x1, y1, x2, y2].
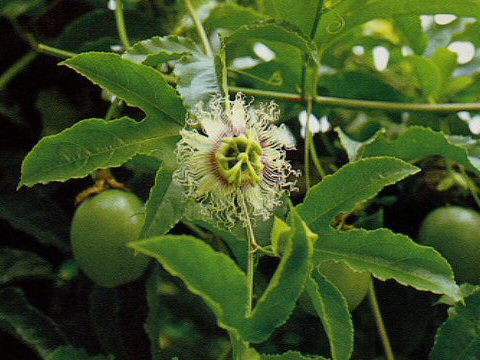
[71, 190, 150, 287]
[318, 261, 371, 311]
[419, 206, 480, 284]
[300, 261, 370, 313]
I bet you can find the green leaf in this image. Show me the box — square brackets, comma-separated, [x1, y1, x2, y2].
[314, 228, 460, 300]
[432, 48, 458, 87]
[141, 166, 186, 238]
[317, 0, 480, 50]
[430, 291, 480, 360]
[62, 52, 185, 125]
[205, 3, 265, 31]
[55, 9, 170, 53]
[89, 285, 148, 360]
[260, 0, 324, 37]
[406, 56, 442, 97]
[361, 126, 480, 175]
[48, 346, 113, 360]
[261, 351, 327, 359]
[0, 287, 67, 358]
[123, 35, 199, 67]
[144, 266, 163, 360]
[306, 270, 353, 360]
[297, 157, 419, 233]
[19, 117, 180, 187]
[0, 192, 69, 251]
[224, 20, 318, 62]
[394, 15, 427, 55]
[0, 248, 52, 285]
[130, 208, 314, 343]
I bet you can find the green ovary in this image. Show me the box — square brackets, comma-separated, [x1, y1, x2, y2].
[216, 131, 264, 186]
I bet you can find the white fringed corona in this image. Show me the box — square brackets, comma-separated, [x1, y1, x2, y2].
[174, 93, 299, 227]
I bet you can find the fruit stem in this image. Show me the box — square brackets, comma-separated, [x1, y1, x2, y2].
[368, 279, 395, 360]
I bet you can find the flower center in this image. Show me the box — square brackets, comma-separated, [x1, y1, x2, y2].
[216, 130, 264, 186]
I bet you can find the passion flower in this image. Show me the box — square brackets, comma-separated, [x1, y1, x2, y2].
[175, 93, 299, 227]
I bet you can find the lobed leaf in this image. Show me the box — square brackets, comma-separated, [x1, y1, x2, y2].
[131, 208, 314, 343]
[297, 157, 420, 233]
[0, 287, 67, 358]
[306, 270, 353, 360]
[20, 117, 180, 187]
[430, 291, 480, 360]
[62, 52, 185, 125]
[314, 228, 460, 300]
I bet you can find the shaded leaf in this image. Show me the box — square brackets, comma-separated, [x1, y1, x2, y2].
[0, 192, 69, 251]
[47, 346, 113, 360]
[0, 248, 52, 285]
[261, 350, 327, 359]
[431, 291, 480, 360]
[0, 287, 67, 358]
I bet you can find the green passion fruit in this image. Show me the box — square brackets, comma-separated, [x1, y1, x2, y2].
[318, 261, 371, 311]
[419, 206, 480, 284]
[301, 261, 371, 313]
[71, 190, 150, 287]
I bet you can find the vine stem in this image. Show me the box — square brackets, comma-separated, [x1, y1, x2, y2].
[184, 0, 213, 57]
[0, 51, 37, 90]
[36, 44, 76, 59]
[114, 0, 131, 49]
[304, 97, 314, 191]
[309, 138, 327, 179]
[229, 86, 480, 113]
[368, 280, 395, 360]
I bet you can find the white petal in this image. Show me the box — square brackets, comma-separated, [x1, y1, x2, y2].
[181, 130, 215, 152]
[230, 95, 247, 132]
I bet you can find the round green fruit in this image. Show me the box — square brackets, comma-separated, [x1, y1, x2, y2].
[71, 190, 150, 287]
[300, 261, 370, 314]
[318, 261, 371, 311]
[419, 206, 480, 284]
